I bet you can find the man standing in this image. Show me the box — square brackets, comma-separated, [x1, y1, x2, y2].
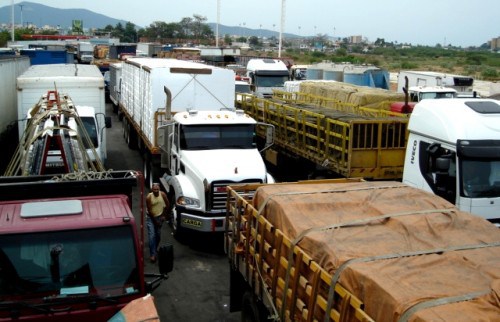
[146, 183, 169, 263]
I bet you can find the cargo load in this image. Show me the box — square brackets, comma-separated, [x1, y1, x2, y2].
[226, 180, 500, 322]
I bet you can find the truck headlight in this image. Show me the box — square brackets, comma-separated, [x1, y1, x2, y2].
[177, 196, 200, 208]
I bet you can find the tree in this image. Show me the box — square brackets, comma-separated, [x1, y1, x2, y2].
[191, 14, 206, 41]
[224, 34, 232, 46]
[374, 38, 385, 46]
[179, 17, 193, 38]
[248, 36, 260, 47]
[0, 31, 10, 46]
[123, 22, 137, 43]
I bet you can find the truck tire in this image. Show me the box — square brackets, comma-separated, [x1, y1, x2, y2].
[127, 123, 138, 150]
[149, 158, 161, 187]
[241, 291, 268, 322]
[122, 118, 128, 139]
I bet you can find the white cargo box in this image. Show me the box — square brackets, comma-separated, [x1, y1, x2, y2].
[17, 64, 105, 138]
[120, 58, 236, 147]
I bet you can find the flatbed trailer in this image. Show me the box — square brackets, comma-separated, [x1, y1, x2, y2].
[225, 179, 500, 322]
[237, 92, 408, 180]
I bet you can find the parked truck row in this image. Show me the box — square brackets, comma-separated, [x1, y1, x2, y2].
[225, 179, 500, 321]
[236, 89, 500, 225]
[109, 57, 275, 238]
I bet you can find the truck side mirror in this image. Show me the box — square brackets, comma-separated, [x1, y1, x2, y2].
[436, 157, 450, 173]
[257, 123, 274, 152]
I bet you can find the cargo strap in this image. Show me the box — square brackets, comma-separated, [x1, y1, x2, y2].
[398, 289, 491, 322]
[325, 240, 500, 322]
[252, 183, 404, 320]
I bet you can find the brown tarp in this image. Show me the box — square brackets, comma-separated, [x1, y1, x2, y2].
[299, 81, 405, 108]
[253, 181, 500, 322]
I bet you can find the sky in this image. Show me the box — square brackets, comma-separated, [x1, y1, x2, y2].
[7, 0, 500, 47]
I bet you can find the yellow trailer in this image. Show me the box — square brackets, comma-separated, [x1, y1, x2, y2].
[237, 92, 408, 180]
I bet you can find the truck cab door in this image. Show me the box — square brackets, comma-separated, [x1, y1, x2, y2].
[159, 121, 179, 174]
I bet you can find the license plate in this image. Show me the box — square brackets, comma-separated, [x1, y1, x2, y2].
[182, 218, 202, 227]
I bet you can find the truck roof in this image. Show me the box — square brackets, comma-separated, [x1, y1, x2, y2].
[173, 110, 256, 125]
[246, 58, 288, 71]
[409, 98, 500, 143]
[0, 194, 134, 235]
[125, 57, 220, 70]
[408, 86, 457, 93]
[18, 64, 103, 80]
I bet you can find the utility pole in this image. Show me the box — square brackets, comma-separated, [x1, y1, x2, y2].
[18, 4, 24, 27]
[278, 0, 285, 58]
[11, 0, 15, 41]
[216, 0, 220, 47]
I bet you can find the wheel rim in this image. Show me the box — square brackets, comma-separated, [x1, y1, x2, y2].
[171, 207, 180, 235]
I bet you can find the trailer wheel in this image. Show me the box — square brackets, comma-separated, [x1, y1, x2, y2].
[149, 159, 161, 187]
[127, 123, 138, 150]
[241, 291, 267, 322]
[122, 118, 128, 139]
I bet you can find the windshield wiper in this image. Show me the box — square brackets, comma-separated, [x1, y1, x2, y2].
[0, 300, 52, 315]
[43, 293, 118, 305]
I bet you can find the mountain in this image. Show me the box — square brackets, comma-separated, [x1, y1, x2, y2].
[0, 2, 301, 39]
[0, 2, 128, 29]
[207, 23, 300, 39]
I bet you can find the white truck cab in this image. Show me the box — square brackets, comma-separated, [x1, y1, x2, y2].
[246, 58, 289, 98]
[408, 86, 457, 102]
[402, 98, 500, 225]
[160, 108, 275, 238]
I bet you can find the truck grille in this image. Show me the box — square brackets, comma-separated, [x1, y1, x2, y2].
[210, 180, 262, 210]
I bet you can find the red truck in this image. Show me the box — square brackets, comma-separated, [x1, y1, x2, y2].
[0, 171, 173, 321]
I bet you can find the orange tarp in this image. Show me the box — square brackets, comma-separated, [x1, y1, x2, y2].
[253, 181, 500, 322]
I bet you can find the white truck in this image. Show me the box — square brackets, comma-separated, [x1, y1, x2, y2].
[402, 98, 500, 225]
[0, 56, 30, 172]
[76, 42, 94, 64]
[136, 42, 163, 57]
[16, 64, 110, 165]
[246, 58, 290, 98]
[108, 62, 122, 113]
[117, 57, 274, 238]
[407, 86, 457, 102]
[397, 70, 475, 97]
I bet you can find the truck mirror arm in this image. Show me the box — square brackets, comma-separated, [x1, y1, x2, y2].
[144, 273, 169, 293]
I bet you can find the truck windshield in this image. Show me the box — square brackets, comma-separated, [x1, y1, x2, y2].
[79, 116, 99, 148]
[0, 226, 140, 301]
[461, 159, 500, 198]
[254, 75, 289, 87]
[180, 124, 256, 150]
[419, 92, 457, 101]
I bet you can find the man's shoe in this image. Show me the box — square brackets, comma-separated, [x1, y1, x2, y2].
[150, 256, 156, 263]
